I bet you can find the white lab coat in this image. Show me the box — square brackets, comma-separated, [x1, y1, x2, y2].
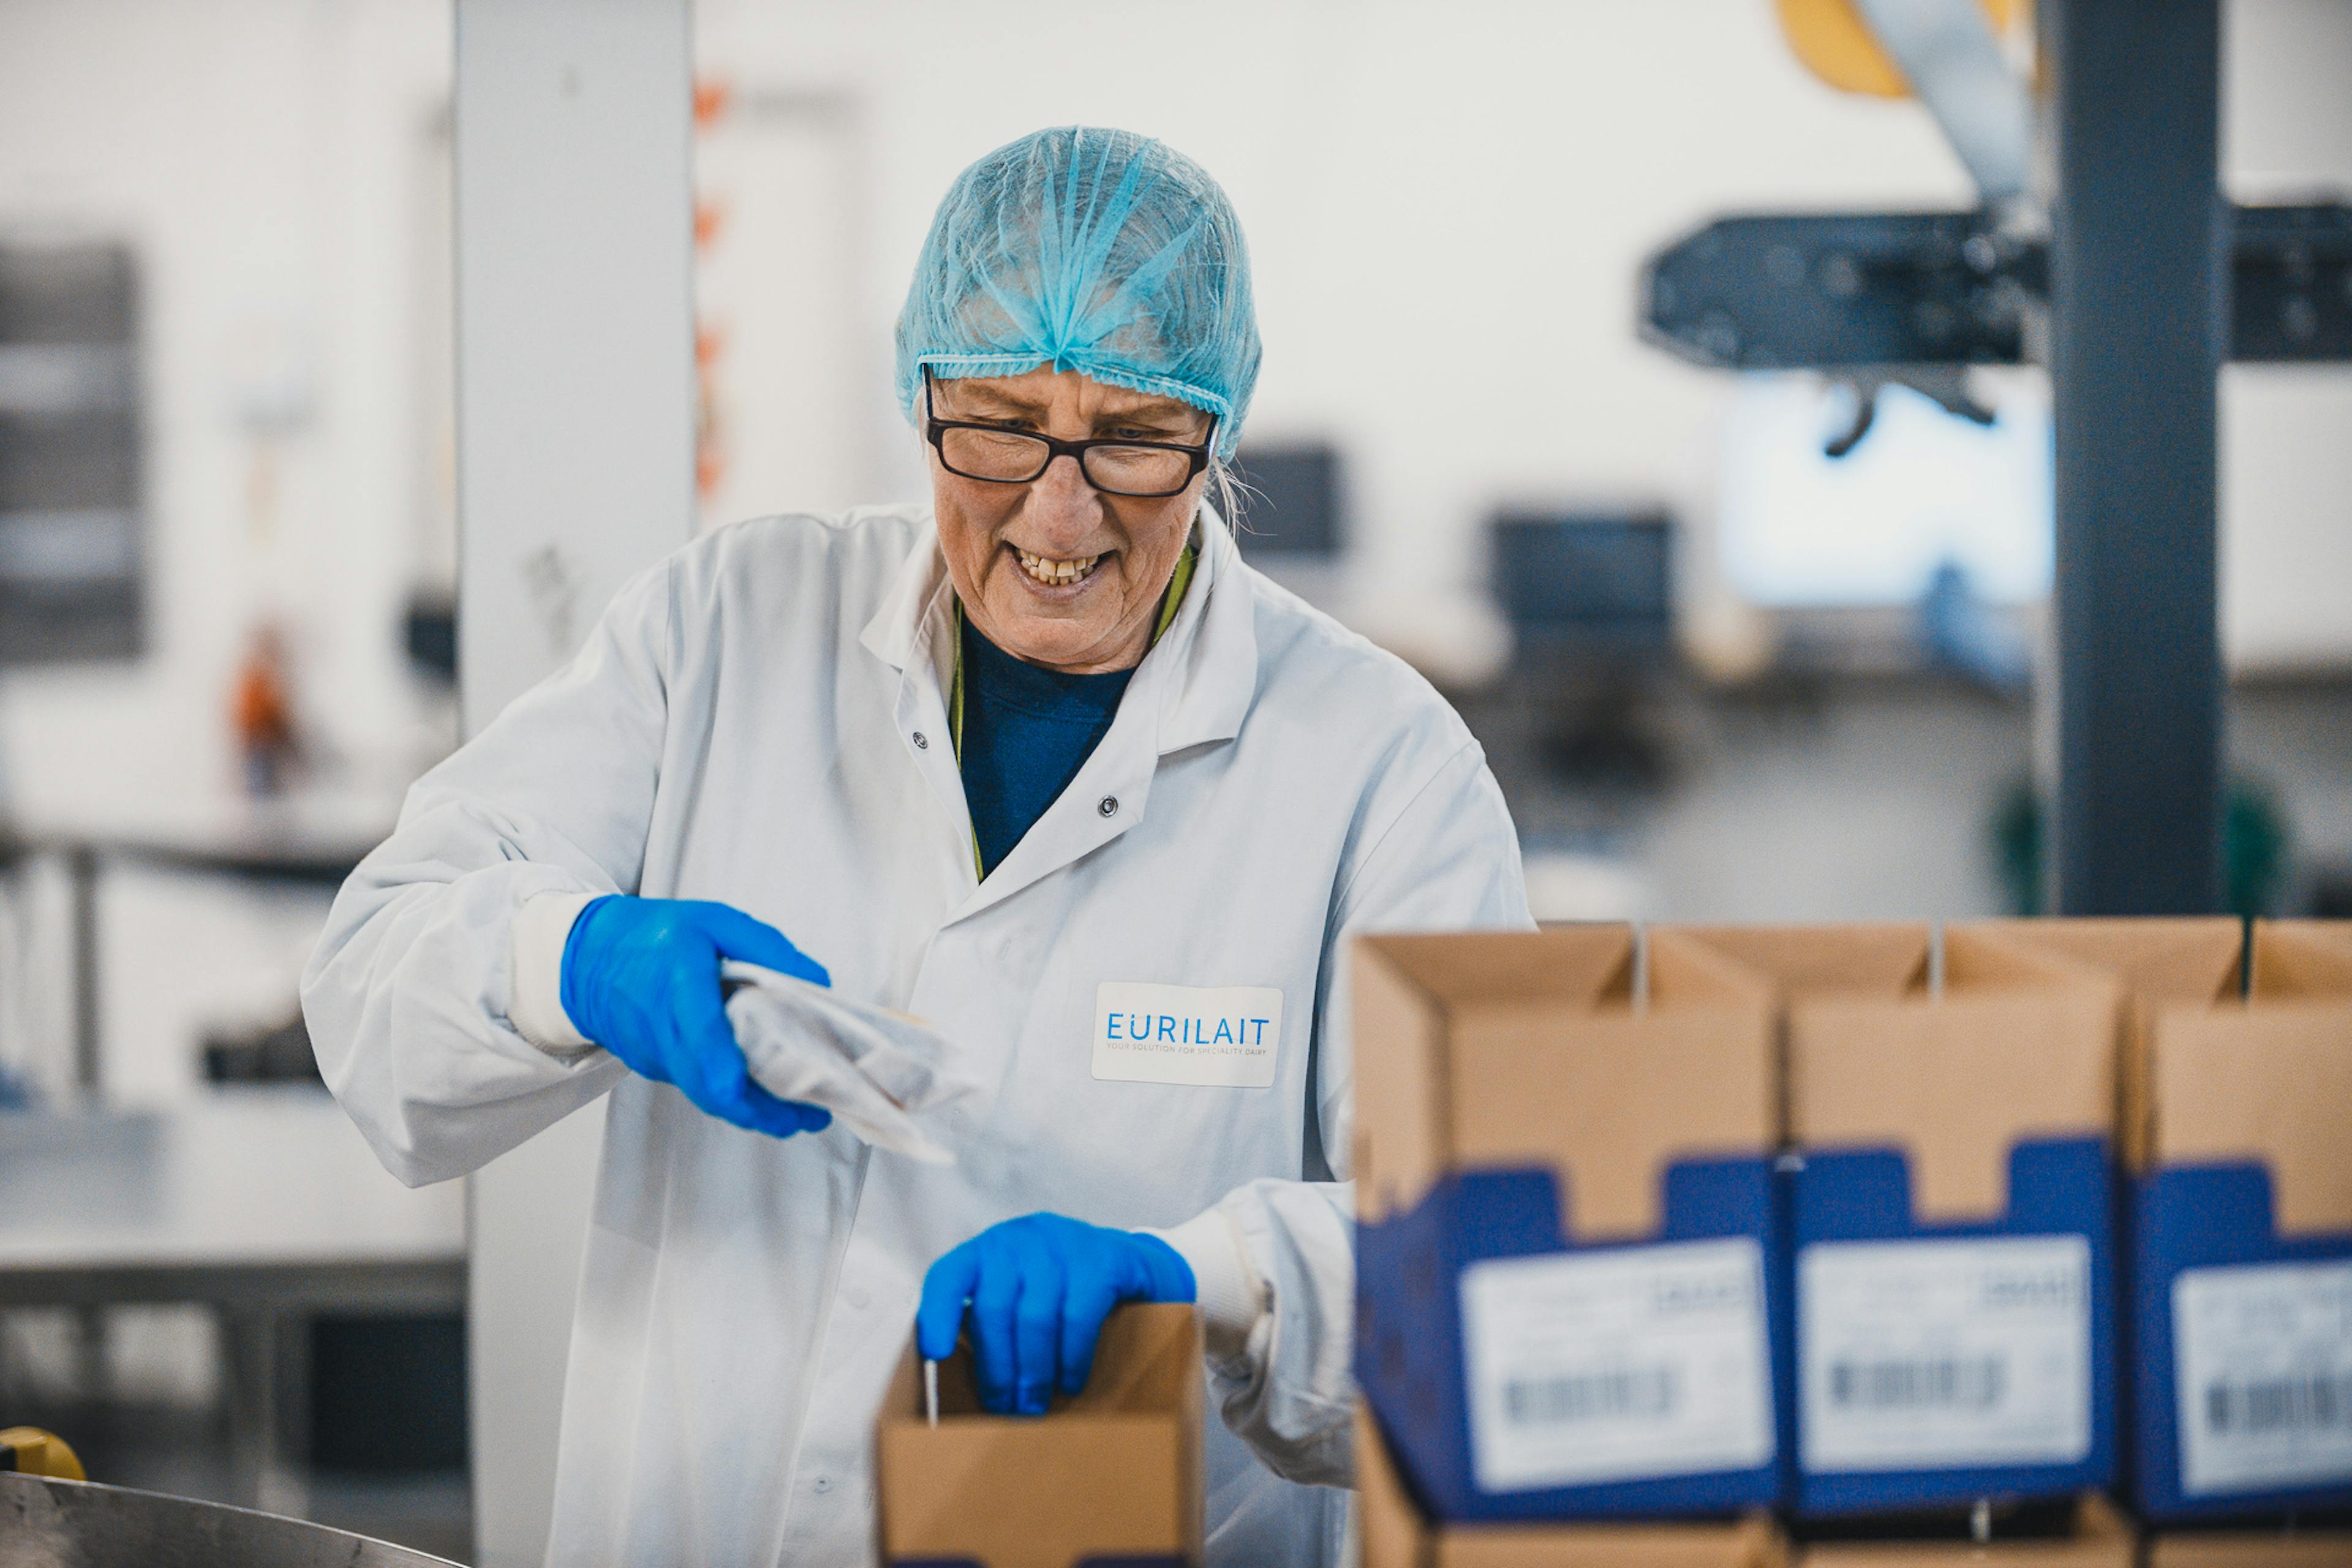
[303, 504, 1530, 1568]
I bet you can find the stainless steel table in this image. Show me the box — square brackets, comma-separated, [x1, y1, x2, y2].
[0, 1095, 466, 1510]
[4, 790, 399, 1094]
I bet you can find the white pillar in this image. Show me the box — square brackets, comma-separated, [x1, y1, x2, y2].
[450, 4, 695, 1564]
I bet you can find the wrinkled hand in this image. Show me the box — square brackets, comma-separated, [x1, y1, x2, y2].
[917, 1213, 1196, 1415]
[559, 895, 832, 1139]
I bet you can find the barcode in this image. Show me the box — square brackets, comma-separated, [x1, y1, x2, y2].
[1828, 1356, 2006, 1411]
[2205, 1373, 2352, 1436]
[1503, 1367, 1679, 1427]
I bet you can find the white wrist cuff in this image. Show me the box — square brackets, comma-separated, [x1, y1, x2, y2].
[1153, 1206, 1264, 1364]
[509, 891, 601, 1057]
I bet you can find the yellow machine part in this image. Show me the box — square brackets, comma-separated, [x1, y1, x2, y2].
[1776, 0, 2026, 97]
[0, 1426, 87, 1481]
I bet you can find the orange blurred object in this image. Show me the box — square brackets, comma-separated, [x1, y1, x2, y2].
[1775, 0, 2026, 97]
[695, 323, 729, 500]
[232, 624, 302, 795]
[694, 198, 728, 251]
[693, 77, 733, 130]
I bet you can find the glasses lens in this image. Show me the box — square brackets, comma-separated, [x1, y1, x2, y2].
[940, 426, 1050, 481]
[1082, 445, 1193, 496]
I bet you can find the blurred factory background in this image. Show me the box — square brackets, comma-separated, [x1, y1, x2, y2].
[0, 0, 2346, 1562]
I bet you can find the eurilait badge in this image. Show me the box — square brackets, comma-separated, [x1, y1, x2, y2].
[1091, 981, 1283, 1088]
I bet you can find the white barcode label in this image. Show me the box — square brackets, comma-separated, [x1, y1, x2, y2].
[1459, 1237, 1774, 1492]
[1800, 1235, 2091, 1472]
[2174, 1259, 2352, 1497]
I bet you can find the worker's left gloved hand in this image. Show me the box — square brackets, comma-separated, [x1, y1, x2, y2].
[918, 1213, 1196, 1416]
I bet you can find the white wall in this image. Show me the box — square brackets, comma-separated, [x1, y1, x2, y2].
[695, 0, 2352, 669]
[0, 0, 453, 823]
[2220, 0, 2352, 672]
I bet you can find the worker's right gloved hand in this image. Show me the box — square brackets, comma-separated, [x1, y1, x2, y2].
[918, 1213, 1197, 1416]
[558, 895, 834, 1139]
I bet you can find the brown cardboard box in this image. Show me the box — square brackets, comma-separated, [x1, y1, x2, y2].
[1784, 927, 2118, 1223]
[1357, 1404, 1790, 1568]
[1655, 924, 1934, 1006]
[1349, 924, 1787, 1521]
[1657, 924, 2122, 1219]
[1962, 919, 2352, 1523]
[1955, 916, 2352, 1237]
[1667, 926, 2123, 1515]
[1354, 925, 1776, 1238]
[873, 1301, 1201, 1568]
[1975, 916, 2352, 1242]
[2253, 921, 2352, 997]
[2149, 922, 2352, 1238]
[1793, 1496, 2134, 1566]
[1964, 917, 2352, 1195]
[1651, 924, 1932, 1148]
[1961, 918, 2243, 1169]
[2146, 1532, 2352, 1567]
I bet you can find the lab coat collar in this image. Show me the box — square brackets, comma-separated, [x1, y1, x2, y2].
[1148, 503, 1257, 755]
[856, 505, 1258, 760]
[857, 521, 947, 675]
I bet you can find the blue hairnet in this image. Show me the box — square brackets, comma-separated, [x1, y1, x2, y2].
[895, 126, 1260, 459]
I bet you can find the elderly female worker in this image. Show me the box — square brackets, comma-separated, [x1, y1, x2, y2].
[305, 127, 1528, 1567]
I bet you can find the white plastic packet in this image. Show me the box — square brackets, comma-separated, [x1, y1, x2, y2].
[720, 962, 979, 1164]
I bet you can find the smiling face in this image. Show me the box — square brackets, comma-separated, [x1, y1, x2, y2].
[925, 366, 1213, 675]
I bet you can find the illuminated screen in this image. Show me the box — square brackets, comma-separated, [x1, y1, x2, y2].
[1717, 376, 2052, 608]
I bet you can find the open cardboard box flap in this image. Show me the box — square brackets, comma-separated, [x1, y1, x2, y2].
[1655, 922, 2125, 1224]
[1655, 921, 1931, 1179]
[1657, 923, 1932, 1001]
[2149, 918, 2352, 1235]
[875, 1301, 1201, 1568]
[1972, 918, 2352, 1234]
[1961, 918, 2243, 1169]
[1356, 1404, 1789, 1568]
[2253, 919, 2352, 997]
[1353, 926, 1777, 1241]
[1966, 917, 2244, 1006]
[1785, 927, 2122, 1222]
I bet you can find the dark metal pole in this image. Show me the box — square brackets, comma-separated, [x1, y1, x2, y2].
[2042, 0, 2227, 915]
[69, 843, 101, 1095]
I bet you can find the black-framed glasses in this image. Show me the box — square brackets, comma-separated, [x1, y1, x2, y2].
[922, 369, 1215, 499]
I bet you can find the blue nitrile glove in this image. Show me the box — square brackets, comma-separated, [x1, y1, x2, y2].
[559, 895, 834, 1139]
[917, 1213, 1197, 1416]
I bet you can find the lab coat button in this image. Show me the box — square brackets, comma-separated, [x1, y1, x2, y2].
[844, 1287, 870, 1310]
[912, 731, 929, 750]
[1098, 795, 1118, 817]
[811, 1474, 832, 1494]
